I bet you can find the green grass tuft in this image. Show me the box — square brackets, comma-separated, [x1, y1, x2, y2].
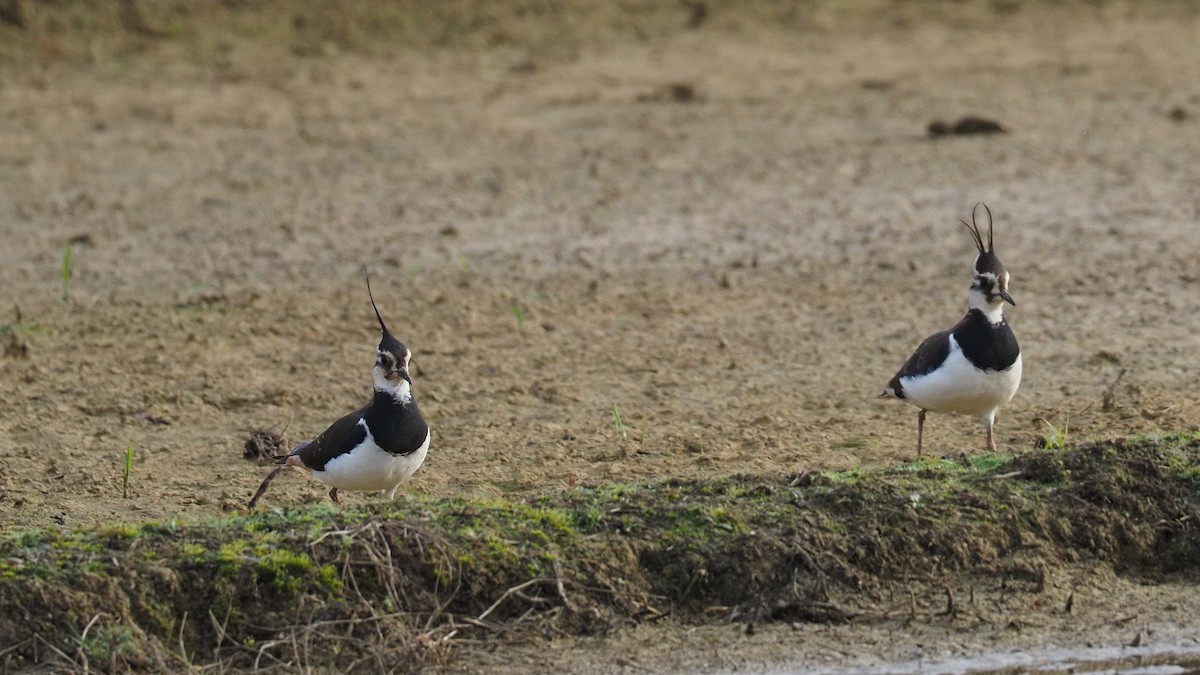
[60, 242, 74, 304]
[611, 403, 627, 440]
[511, 301, 525, 331]
[1039, 414, 1070, 450]
[122, 447, 133, 499]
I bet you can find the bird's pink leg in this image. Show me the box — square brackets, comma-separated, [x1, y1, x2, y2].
[917, 409, 927, 458]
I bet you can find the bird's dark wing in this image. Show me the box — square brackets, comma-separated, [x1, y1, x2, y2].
[885, 329, 952, 398]
[290, 404, 371, 472]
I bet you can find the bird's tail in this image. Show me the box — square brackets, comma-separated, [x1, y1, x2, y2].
[270, 440, 311, 465]
[879, 384, 902, 400]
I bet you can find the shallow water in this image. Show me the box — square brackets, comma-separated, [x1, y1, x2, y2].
[768, 641, 1200, 675]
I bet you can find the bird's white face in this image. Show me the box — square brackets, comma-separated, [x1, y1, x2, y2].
[968, 270, 1015, 323]
[374, 347, 413, 401]
[975, 270, 1012, 302]
[375, 347, 412, 379]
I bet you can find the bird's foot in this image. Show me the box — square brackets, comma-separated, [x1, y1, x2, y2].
[328, 487, 344, 508]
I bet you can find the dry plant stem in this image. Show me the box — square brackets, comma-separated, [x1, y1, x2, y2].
[247, 466, 284, 508]
[1103, 368, 1127, 411]
[0, 639, 29, 661]
[553, 558, 578, 614]
[176, 611, 188, 666]
[940, 585, 957, 618]
[72, 612, 110, 672]
[478, 579, 544, 622]
[35, 634, 76, 670]
[209, 608, 231, 655]
[978, 470, 1026, 481]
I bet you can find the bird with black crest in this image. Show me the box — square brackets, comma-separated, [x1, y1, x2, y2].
[249, 272, 430, 507]
[880, 204, 1023, 456]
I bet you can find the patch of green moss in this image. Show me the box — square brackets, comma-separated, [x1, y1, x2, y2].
[50, 534, 101, 554]
[256, 549, 314, 591]
[96, 523, 140, 539]
[317, 564, 343, 592]
[216, 539, 249, 574]
[822, 468, 863, 485]
[180, 542, 207, 560]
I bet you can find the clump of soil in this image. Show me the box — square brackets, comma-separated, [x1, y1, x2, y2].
[242, 428, 289, 463]
[928, 116, 1008, 137]
[1, 435, 1197, 672]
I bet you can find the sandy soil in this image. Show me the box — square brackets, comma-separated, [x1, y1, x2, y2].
[1, 2, 1199, 670]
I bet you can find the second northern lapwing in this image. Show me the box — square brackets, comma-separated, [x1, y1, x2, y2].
[880, 204, 1022, 456]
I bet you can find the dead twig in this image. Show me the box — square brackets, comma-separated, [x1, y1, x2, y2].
[176, 611, 189, 667]
[0, 637, 31, 660]
[634, 604, 670, 622]
[308, 523, 373, 546]
[769, 599, 859, 623]
[937, 585, 957, 619]
[74, 612, 106, 672]
[209, 607, 231, 656]
[246, 466, 284, 509]
[552, 558, 578, 614]
[1102, 368, 1127, 411]
[34, 634, 79, 671]
[478, 579, 545, 622]
[252, 638, 291, 670]
[423, 541, 464, 633]
[458, 616, 503, 631]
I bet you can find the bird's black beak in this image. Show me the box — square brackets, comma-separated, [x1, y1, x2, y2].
[397, 368, 412, 385]
[999, 290, 1016, 306]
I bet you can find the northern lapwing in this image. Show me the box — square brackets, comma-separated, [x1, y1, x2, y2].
[880, 204, 1022, 456]
[249, 274, 430, 507]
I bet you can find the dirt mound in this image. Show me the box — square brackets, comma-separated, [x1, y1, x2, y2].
[1, 435, 1196, 671]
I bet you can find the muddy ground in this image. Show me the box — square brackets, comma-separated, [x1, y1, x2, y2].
[1, 1, 1199, 671]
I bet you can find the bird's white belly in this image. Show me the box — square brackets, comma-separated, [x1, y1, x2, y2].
[902, 349, 1022, 418]
[314, 429, 430, 493]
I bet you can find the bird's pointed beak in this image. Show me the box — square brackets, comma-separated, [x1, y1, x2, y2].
[1000, 290, 1016, 306]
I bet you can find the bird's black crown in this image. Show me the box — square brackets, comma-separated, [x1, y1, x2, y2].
[378, 333, 407, 360]
[974, 251, 1006, 276]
